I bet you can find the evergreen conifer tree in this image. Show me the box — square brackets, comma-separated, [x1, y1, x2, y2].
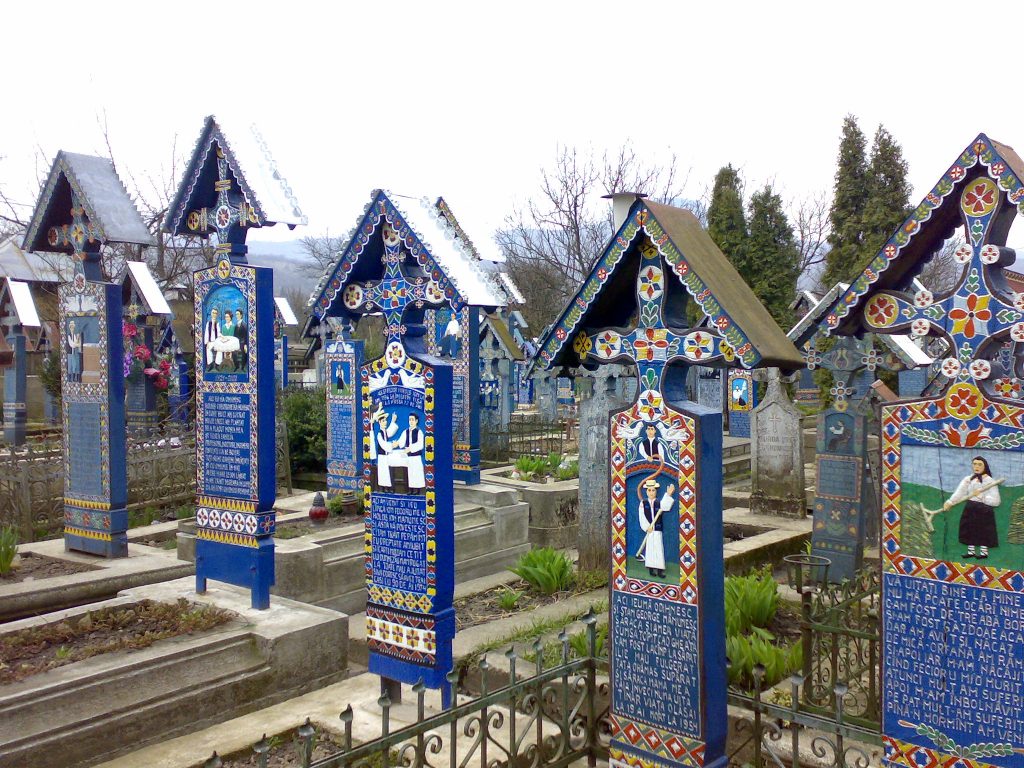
[747, 184, 800, 327]
[707, 165, 749, 279]
[825, 115, 868, 287]
[862, 125, 912, 258]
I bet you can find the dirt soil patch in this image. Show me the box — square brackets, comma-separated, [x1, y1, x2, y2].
[0, 552, 99, 583]
[0, 598, 234, 685]
[219, 729, 345, 767]
[768, 599, 803, 644]
[454, 578, 605, 631]
[274, 513, 363, 540]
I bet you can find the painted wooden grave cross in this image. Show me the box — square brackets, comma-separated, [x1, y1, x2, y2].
[352, 222, 456, 706]
[166, 115, 305, 608]
[0, 279, 41, 446]
[23, 152, 156, 557]
[535, 196, 802, 768]
[823, 134, 1024, 768]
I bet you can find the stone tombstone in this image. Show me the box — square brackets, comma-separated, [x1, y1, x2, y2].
[809, 404, 868, 581]
[577, 367, 627, 573]
[533, 195, 802, 768]
[750, 369, 805, 517]
[0, 279, 40, 446]
[325, 337, 364, 496]
[23, 152, 155, 557]
[823, 134, 1024, 767]
[696, 366, 724, 412]
[727, 368, 756, 437]
[121, 261, 174, 435]
[167, 116, 306, 609]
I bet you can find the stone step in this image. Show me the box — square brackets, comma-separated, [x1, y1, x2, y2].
[316, 503, 489, 564]
[0, 633, 268, 754]
[454, 482, 520, 508]
[0, 580, 347, 768]
[722, 440, 751, 459]
[722, 453, 751, 480]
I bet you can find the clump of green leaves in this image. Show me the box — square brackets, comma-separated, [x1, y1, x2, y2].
[555, 460, 579, 481]
[569, 623, 608, 658]
[510, 547, 574, 595]
[497, 587, 523, 611]
[513, 455, 548, 479]
[726, 633, 803, 690]
[724, 567, 779, 636]
[0, 525, 18, 574]
[547, 452, 563, 472]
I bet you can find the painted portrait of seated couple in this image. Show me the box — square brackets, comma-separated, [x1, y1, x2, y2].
[202, 285, 249, 376]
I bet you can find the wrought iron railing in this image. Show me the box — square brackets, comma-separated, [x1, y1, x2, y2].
[200, 612, 609, 768]
[480, 417, 570, 464]
[785, 555, 882, 731]
[728, 667, 882, 767]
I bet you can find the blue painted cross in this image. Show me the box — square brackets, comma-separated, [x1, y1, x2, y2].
[184, 151, 258, 263]
[45, 193, 103, 281]
[574, 242, 734, 399]
[861, 176, 1024, 398]
[339, 223, 447, 356]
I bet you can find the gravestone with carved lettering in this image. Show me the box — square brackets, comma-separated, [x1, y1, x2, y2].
[533, 194, 801, 768]
[823, 134, 1024, 767]
[695, 366, 724, 412]
[0, 279, 41, 445]
[727, 368, 756, 437]
[23, 152, 155, 557]
[166, 116, 306, 608]
[750, 369, 805, 518]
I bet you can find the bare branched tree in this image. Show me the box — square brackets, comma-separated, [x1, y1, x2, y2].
[496, 143, 693, 331]
[298, 232, 347, 279]
[916, 235, 965, 295]
[790, 191, 831, 285]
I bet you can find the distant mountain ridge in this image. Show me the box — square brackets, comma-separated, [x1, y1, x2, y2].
[245, 240, 321, 299]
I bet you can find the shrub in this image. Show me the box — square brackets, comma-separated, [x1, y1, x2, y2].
[547, 452, 563, 472]
[0, 525, 17, 574]
[511, 547, 574, 595]
[281, 387, 327, 473]
[513, 455, 548, 480]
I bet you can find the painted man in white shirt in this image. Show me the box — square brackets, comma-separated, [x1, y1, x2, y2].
[398, 412, 426, 492]
[638, 477, 674, 578]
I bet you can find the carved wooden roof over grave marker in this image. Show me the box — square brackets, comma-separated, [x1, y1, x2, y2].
[0, 279, 41, 329]
[533, 197, 802, 374]
[164, 114, 307, 239]
[823, 133, 1024, 401]
[304, 190, 506, 338]
[121, 261, 173, 316]
[22, 151, 155, 254]
[480, 312, 524, 362]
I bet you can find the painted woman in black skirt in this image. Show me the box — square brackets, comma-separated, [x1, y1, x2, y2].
[943, 456, 1001, 559]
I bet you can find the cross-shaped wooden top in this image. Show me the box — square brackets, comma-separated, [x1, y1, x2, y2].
[45, 192, 102, 280]
[339, 224, 446, 357]
[183, 149, 259, 264]
[574, 239, 733, 400]
[861, 177, 1024, 397]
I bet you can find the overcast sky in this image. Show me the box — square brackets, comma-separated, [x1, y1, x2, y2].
[4, 2, 1024, 248]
